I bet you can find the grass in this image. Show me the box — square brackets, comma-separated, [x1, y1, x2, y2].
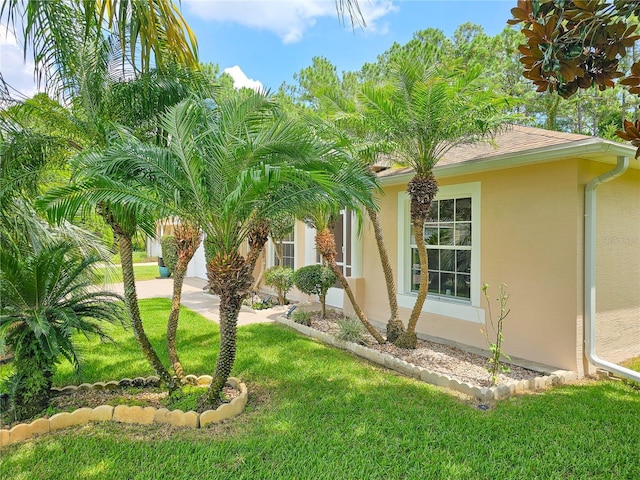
[622, 356, 640, 372]
[2, 298, 640, 479]
[93, 265, 161, 285]
[111, 251, 156, 264]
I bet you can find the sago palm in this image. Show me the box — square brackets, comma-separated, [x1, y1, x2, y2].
[359, 59, 507, 348]
[0, 239, 123, 421]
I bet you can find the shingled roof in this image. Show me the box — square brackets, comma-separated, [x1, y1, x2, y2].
[376, 124, 598, 178]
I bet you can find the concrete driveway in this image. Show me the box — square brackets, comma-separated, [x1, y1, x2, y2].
[105, 277, 286, 326]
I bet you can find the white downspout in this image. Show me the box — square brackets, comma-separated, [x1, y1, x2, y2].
[584, 155, 640, 382]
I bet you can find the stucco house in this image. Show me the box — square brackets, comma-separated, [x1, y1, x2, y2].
[185, 124, 639, 378]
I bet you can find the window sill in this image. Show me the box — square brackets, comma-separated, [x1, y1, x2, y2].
[397, 294, 485, 324]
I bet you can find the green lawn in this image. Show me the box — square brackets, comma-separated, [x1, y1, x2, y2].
[2, 298, 640, 479]
[111, 251, 157, 264]
[93, 265, 161, 285]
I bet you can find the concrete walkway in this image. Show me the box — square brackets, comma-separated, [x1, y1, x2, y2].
[105, 277, 287, 326]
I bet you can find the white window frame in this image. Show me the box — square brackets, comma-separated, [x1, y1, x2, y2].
[397, 181, 485, 324]
[267, 230, 296, 269]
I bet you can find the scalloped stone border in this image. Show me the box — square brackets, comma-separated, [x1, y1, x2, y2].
[277, 317, 578, 401]
[0, 376, 247, 447]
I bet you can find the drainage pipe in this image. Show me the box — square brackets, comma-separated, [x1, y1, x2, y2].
[584, 155, 640, 382]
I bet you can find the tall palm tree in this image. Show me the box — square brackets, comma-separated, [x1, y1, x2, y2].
[90, 93, 376, 404]
[0, 239, 123, 421]
[1, 0, 198, 97]
[166, 220, 201, 382]
[310, 87, 405, 342]
[307, 203, 386, 344]
[39, 153, 178, 390]
[359, 59, 507, 348]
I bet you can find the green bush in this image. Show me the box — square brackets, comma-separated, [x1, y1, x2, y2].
[264, 266, 294, 305]
[336, 317, 364, 344]
[161, 235, 178, 274]
[293, 265, 336, 318]
[292, 310, 313, 326]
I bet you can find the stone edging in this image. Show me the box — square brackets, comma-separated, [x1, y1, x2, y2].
[0, 376, 247, 447]
[276, 317, 578, 401]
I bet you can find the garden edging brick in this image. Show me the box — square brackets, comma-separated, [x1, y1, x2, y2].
[0, 376, 247, 447]
[276, 316, 577, 401]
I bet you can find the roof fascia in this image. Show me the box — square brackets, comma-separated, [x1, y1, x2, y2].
[379, 138, 636, 185]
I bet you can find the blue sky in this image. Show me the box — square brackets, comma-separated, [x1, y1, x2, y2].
[0, 0, 516, 97]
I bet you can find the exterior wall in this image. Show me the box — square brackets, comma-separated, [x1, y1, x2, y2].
[362, 160, 584, 372]
[586, 161, 640, 365]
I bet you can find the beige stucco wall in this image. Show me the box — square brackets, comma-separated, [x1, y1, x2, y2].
[588, 161, 640, 366]
[360, 160, 585, 373]
[281, 156, 639, 375]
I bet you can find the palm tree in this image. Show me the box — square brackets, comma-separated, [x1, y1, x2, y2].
[311, 86, 405, 342]
[89, 92, 375, 404]
[359, 59, 507, 348]
[166, 220, 202, 382]
[1, 0, 198, 97]
[307, 203, 386, 344]
[0, 239, 123, 421]
[39, 153, 179, 390]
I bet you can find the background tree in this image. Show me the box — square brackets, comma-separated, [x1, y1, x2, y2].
[510, 0, 640, 149]
[0, 0, 198, 97]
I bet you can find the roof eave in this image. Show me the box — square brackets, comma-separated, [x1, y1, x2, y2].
[379, 138, 637, 186]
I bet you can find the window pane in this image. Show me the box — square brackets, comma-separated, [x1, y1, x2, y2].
[411, 248, 420, 292]
[456, 250, 471, 274]
[424, 226, 438, 245]
[440, 199, 454, 222]
[441, 272, 455, 296]
[456, 198, 471, 221]
[456, 274, 471, 298]
[440, 249, 455, 272]
[428, 271, 439, 294]
[426, 200, 439, 222]
[427, 248, 439, 270]
[455, 223, 471, 246]
[439, 224, 454, 246]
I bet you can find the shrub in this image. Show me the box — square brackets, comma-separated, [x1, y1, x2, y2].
[263, 267, 294, 305]
[481, 283, 511, 386]
[292, 310, 313, 326]
[336, 317, 364, 343]
[160, 235, 178, 274]
[293, 265, 337, 318]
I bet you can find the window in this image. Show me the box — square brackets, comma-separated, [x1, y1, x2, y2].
[410, 197, 472, 300]
[397, 182, 483, 323]
[315, 210, 352, 286]
[271, 232, 295, 269]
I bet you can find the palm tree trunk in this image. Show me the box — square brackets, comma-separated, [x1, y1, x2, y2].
[119, 233, 177, 390]
[394, 220, 428, 349]
[366, 204, 404, 342]
[205, 252, 253, 403]
[166, 225, 201, 383]
[250, 245, 267, 292]
[395, 173, 438, 349]
[316, 228, 385, 344]
[166, 257, 190, 382]
[11, 340, 55, 421]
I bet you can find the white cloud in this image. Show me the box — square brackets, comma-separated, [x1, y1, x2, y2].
[223, 65, 264, 91]
[0, 25, 38, 99]
[186, 0, 397, 44]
